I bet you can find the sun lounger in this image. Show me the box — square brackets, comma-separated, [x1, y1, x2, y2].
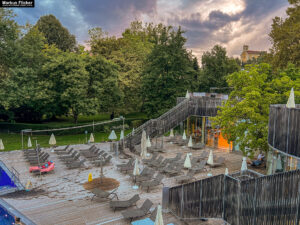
[129, 167, 152, 180]
[54, 145, 69, 152]
[56, 148, 74, 155]
[191, 160, 207, 173]
[142, 153, 158, 165]
[120, 164, 134, 174]
[92, 155, 112, 166]
[66, 159, 86, 169]
[165, 153, 182, 163]
[117, 158, 134, 168]
[191, 143, 205, 150]
[152, 158, 167, 168]
[91, 188, 118, 201]
[149, 156, 163, 167]
[62, 153, 80, 163]
[140, 173, 164, 192]
[198, 151, 209, 159]
[122, 199, 153, 221]
[110, 194, 140, 212]
[175, 169, 196, 183]
[165, 164, 183, 176]
[208, 157, 225, 168]
[59, 151, 77, 159]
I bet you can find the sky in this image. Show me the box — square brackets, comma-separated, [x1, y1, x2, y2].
[13, 0, 289, 60]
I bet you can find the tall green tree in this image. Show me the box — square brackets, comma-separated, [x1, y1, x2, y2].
[213, 63, 299, 155]
[269, 0, 300, 68]
[85, 54, 122, 114]
[0, 9, 20, 75]
[141, 25, 197, 117]
[199, 45, 240, 93]
[0, 26, 49, 122]
[35, 14, 76, 51]
[42, 47, 95, 123]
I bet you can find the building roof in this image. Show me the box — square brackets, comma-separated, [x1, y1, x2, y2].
[246, 50, 265, 54]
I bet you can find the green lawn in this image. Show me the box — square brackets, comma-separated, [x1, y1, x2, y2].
[0, 130, 132, 151]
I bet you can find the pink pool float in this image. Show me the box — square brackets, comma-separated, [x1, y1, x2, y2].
[29, 161, 55, 174]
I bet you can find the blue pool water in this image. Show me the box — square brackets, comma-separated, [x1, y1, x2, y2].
[0, 166, 16, 190]
[0, 205, 15, 225]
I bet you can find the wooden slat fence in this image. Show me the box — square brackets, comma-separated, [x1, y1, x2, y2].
[168, 175, 224, 219]
[268, 104, 300, 156]
[167, 169, 300, 225]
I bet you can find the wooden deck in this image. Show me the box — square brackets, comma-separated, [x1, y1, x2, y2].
[1, 139, 265, 225]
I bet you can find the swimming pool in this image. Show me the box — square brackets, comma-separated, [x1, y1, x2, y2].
[0, 165, 17, 190]
[0, 204, 15, 225]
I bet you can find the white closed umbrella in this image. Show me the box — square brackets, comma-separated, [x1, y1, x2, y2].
[188, 136, 193, 147]
[225, 168, 229, 175]
[132, 128, 135, 135]
[89, 133, 95, 143]
[141, 130, 147, 159]
[207, 150, 214, 165]
[170, 129, 174, 137]
[49, 133, 56, 145]
[28, 137, 32, 148]
[241, 157, 247, 171]
[184, 153, 192, 169]
[182, 130, 187, 140]
[108, 130, 117, 140]
[133, 158, 140, 176]
[185, 90, 190, 99]
[147, 136, 151, 147]
[155, 204, 164, 225]
[0, 139, 4, 150]
[286, 87, 295, 108]
[120, 130, 124, 140]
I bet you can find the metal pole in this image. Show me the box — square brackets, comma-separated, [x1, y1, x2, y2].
[123, 117, 125, 151]
[21, 131, 24, 150]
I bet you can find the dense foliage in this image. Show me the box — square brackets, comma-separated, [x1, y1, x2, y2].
[212, 64, 300, 155]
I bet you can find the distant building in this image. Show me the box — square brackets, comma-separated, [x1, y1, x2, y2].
[240, 45, 266, 63]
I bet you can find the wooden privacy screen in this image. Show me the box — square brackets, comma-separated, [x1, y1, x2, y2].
[268, 104, 300, 156]
[167, 169, 300, 225]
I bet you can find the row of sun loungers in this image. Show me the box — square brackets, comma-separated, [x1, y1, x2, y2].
[23, 147, 50, 165]
[80, 145, 112, 166]
[89, 187, 152, 220]
[55, 146, 86, 169]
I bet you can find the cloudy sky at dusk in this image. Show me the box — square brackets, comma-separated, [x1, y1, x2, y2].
[14, 0, 289, 59]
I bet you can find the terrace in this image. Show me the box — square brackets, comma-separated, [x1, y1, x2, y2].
[0, 136, 256, 225]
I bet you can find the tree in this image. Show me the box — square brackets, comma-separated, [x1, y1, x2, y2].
[141, 25, 197, 117]
[199, 45, 240, 92]
[269, 0, 300, 68]
[212, 63, 299, 155]
[0, 27, 49, 122]
[0, 9, 20, 75]
[85, 54, 122, 114]
[42, 47, 95, 123]
[88, 21, 154, 113]
[35, 14, 76, 51]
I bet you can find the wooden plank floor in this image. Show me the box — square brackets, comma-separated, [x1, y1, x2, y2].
[1, 139, 266, 225]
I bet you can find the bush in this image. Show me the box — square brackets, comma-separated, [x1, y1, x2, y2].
[131, 120, 143, 128]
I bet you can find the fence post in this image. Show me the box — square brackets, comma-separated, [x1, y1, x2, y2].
[237, 180, 241, 225]
[181, 184, 184, 218]
[199, 179, 202, 218]
[222, 175, 226, 221]
[296, 180, 300, 223]
[252, 179, 257, 225]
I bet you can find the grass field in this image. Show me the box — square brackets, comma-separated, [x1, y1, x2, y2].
[0, 130, 132, 151]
